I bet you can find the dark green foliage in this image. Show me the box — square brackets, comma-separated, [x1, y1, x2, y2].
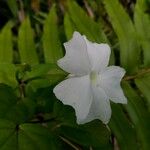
[0, 0, 150, 149]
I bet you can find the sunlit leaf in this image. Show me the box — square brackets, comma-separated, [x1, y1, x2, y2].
[24, 63, 66, 93]
[0, 63, 17, 87]
[67, 1, 107, 43]
[18, 17, 39, 65]
[43, 5, 63, 63]
[64, 13, 76, 40]
[103, 0, 140, 74]
[66, 1, 115, 64]
[0, 22, 13, 63]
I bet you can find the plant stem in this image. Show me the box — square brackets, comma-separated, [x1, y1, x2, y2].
[123, 68, 150, 81]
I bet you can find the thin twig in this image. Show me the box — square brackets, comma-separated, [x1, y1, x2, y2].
[18, 0, 25, 22]
[60, 136, 81, 150]
[83, 0, 94, 18]
[123, 68, 150, 81]
[89, 146, 93, 150]
[28, 118, 55, 124]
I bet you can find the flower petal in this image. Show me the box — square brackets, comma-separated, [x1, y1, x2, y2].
[99, 66, 127, 104]
[80, 85, 111, 124]
[84, 37, 111, 72]
[58, 32, 91, 76]
[53, 75, 92, 123]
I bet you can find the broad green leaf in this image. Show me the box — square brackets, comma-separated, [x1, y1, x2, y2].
[122, 81, 150, 150]
[0, 121, 59, 150]
[103, 0, 140, 74]
[18, 124, 58, 150]
[59, 120, 110, 147]
[0, 63, 17, 87]
[25, 79, 53, 94]
[109, 104, 138, 150]
[53, 100, 76, 124]
[134, 0, 150, 67]
[18, 17, 39, 65]
[24, 63, 66, 93]
[0, 84, 17, 118]
[67, 1, 107, 43]
[23, 63, 65, 81]
[43, 5, 63, 63]
[5, 98, 36, 124]
[0, 22, 13, 63]
[28, 86, 56, 113]
[135, 73, 150, 110]
[0, 119, 17, 150]
[0, 84, 35, 124]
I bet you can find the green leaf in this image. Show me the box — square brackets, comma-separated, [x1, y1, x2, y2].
[6, 0, 18, 18]
[24, 63, 66, 93]
[0, 84, 17, 118]
[67, 1, 107, 43]
[134, 0, 150, 67]
[66, 1, 115, 65]
[18, 124, 58, 150]
[0, 121, 59, 150]
[0, 22, 13, 63]
[28, 86, 56, 113]
[122, 81, 150, 150]
[0, 63, 17, 87]
[25, 79, 53, 94]
[0, 119, 17, 150]
[18, 17, 39, 65]
[53, 101, 76, 125]
[43, 5, 63, 63]
[5, 98, 36, 124]
[135, 73, 150, 110]
[64, 13, 76, 40]
[103, 0, 140, 74]
[0, 84, 35, 124]
[109, 104, 138, 150]
[23, 63, 65, 81]
[59, 120, 110, 148]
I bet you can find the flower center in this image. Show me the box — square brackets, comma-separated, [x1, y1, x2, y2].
[90, 72, 98, 85]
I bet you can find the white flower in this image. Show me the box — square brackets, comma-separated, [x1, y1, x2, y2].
[53, 31, 127, 124]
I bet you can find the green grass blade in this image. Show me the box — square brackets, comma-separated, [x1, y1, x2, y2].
[43, 5, 63, 63]
[135, 73, 150, 110]
[109, 104, 138, 150]
[66, 1, 115, 64]
[0, 22, 13, 63]
[64, 13, 76, 40]
[123, 81, 150, 150]
[18, 17, 39, 65]
[134, 0, 150, 67]
[0, 63, 17, 87]
[6, 0, 18, 18]
[67, 1, 107, 43]
[103, 0, 140, 74]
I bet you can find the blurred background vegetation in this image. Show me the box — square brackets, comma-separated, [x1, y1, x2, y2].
[0, 0, 150, 150]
